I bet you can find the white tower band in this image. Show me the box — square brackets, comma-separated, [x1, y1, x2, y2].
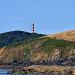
[32, 22, 35, 33]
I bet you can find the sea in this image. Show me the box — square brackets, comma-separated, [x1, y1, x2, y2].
[0, 69, 70, 75]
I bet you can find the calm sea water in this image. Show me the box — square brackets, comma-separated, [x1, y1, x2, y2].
[0, 69, 51, 75]
[0, 69, 53, 75]
[0, 69, 69, 75]
[0, 69, 11, 75]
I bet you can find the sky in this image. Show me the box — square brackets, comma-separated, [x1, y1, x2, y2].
[0, 0, 75, 34]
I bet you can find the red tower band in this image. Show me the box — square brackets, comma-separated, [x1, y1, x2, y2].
[32, 22, 35, 33]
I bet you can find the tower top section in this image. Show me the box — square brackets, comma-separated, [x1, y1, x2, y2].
[32, 22, 34, 25]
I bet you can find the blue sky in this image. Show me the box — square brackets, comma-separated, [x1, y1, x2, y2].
[0, 0, 75, 34]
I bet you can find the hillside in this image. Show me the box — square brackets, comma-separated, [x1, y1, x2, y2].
[0, 36, 75, 65]
[0, 31, 44, 64]
[47, 30, 75, 41]
[22, 37, 75, 65]
[0, 30, 75, 66]
[0, 31, 44, 48]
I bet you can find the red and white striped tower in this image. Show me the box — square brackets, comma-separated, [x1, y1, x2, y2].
[32, 22, 35, 33]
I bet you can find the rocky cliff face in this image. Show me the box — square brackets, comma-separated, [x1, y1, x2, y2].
[0, 46, 24, 63]
[24, 36, 75, 66]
